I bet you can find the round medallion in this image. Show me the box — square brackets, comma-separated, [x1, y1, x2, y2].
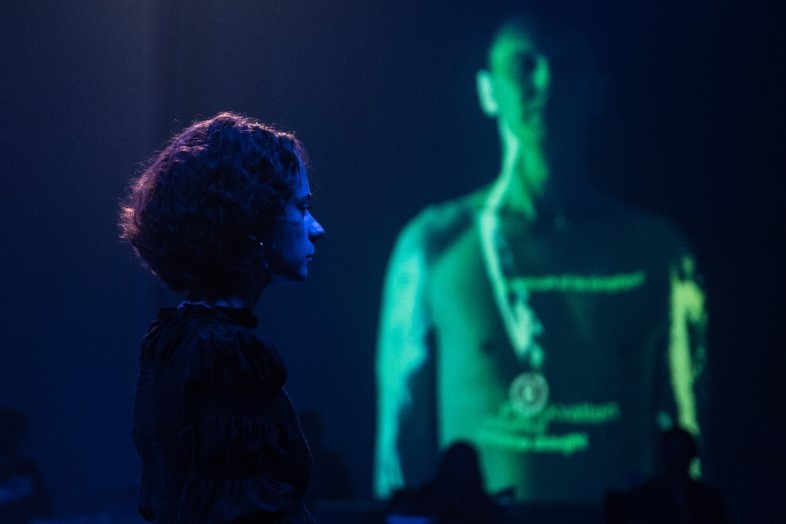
[509, 371, 550, 417]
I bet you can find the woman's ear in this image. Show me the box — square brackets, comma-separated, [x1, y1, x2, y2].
[476, 70, 499, 117]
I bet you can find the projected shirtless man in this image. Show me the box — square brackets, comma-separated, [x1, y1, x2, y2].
[375, 16, 707, 504]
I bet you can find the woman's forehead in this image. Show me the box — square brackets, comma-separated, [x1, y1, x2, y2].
[291, 171, 311, 199]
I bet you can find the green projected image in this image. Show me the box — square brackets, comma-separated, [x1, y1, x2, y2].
[375, 16, 708, 504]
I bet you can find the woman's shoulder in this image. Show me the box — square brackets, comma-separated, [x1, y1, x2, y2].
[144, 304, 288, 394]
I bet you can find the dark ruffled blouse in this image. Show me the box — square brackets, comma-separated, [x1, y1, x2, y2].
[133, 304, 316, 523]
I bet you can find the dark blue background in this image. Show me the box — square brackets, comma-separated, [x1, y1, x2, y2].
[1, 1, 782, 521]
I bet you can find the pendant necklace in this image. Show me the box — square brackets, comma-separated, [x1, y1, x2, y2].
[478, 178, 550, 416]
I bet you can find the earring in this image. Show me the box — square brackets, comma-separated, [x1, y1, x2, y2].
[259, 241, 270, 271]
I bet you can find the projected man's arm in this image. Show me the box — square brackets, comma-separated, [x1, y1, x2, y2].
[375, 223, 431, 499]
[668, 255, 708, 474]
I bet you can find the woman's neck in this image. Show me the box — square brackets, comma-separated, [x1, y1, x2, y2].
[186, 285, 264, 310]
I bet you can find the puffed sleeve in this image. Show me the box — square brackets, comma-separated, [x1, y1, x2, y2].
[176, 324, 315, 523]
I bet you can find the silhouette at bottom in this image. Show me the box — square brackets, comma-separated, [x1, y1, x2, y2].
[0, 407, 52, 524]
[386, 442, 506, 524]
[606, 426, 727, 524]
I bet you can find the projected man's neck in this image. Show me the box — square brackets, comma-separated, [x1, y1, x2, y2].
[477, 29, 551, 217]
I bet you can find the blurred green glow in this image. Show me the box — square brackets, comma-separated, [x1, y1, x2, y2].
[487, 401, 621, 432]
[476, 430, 589, 456]
[510, 271, 646, 293]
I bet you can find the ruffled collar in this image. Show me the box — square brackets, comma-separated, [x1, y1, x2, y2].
[160, 302, 259, 329]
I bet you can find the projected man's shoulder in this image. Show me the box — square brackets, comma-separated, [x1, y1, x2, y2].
[397, 190, 486, 261]
[576, 196, 696, 265]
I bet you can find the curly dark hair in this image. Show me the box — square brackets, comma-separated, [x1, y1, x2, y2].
[119, 111, 308, 297]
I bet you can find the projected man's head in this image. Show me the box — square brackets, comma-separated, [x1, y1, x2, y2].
[476, 19, 550, 142]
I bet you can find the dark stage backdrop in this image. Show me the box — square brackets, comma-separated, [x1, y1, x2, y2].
[1, 0, 782, 522]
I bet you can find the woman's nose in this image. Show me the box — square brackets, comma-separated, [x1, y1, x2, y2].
[310, 217, 325, 240]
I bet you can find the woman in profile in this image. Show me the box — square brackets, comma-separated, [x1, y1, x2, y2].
[120, 112, 325, 523]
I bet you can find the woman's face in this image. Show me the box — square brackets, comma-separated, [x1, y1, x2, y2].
[267, 172, 325, 281]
